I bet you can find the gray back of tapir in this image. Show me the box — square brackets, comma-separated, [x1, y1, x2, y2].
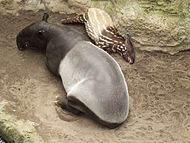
[16, 13, 129, 128]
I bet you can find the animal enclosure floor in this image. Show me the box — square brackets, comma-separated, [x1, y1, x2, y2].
[0, 11, 190, 143]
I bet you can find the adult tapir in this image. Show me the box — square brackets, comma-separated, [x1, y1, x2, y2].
[16, 13, 129, 128]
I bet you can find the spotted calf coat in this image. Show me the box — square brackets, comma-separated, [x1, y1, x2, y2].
[61, 8, 135, 63]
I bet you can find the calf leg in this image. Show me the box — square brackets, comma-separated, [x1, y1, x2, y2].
[61, 13, 85, 24]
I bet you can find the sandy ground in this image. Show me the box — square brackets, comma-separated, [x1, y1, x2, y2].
[0, 11, 190, 143]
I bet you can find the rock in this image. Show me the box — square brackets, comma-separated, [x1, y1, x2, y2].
[113, 0, 190, 54]
[0, 137, 6, 143]
[0, 101, 44, 143]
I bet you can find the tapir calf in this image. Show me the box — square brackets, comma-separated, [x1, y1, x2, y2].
[16, 13, 129, 128]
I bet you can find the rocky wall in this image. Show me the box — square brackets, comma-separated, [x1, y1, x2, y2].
[0, 0, 189, 54]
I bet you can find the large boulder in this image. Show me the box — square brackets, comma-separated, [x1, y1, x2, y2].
[0, 101, 44, 143]
[0, 0, 189, 54]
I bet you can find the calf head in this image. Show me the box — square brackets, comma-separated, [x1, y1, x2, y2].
[122, 34, 135, 64]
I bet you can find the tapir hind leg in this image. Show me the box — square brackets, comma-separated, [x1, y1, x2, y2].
[55, 96, 81, 115]
[56, 95, 120, 128]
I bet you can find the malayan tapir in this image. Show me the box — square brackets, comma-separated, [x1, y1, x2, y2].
[16, 13, 129, 128]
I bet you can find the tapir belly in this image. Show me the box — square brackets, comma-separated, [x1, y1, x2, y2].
[59, 41, 129, 124]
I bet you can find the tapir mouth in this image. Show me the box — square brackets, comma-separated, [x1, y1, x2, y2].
[128, 57, 134, 64]
[122, 53, 134, 64]
[18, 42, 31, 51]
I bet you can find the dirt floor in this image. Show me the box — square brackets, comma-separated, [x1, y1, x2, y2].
[0, 11, 190, 143]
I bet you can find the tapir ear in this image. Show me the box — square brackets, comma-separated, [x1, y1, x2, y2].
[125, 34, 130, 40]
[42, 13, 49, 22]
[38, 29, 45, 38]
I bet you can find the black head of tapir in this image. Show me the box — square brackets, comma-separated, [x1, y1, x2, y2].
[16, 13, 50, 51]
